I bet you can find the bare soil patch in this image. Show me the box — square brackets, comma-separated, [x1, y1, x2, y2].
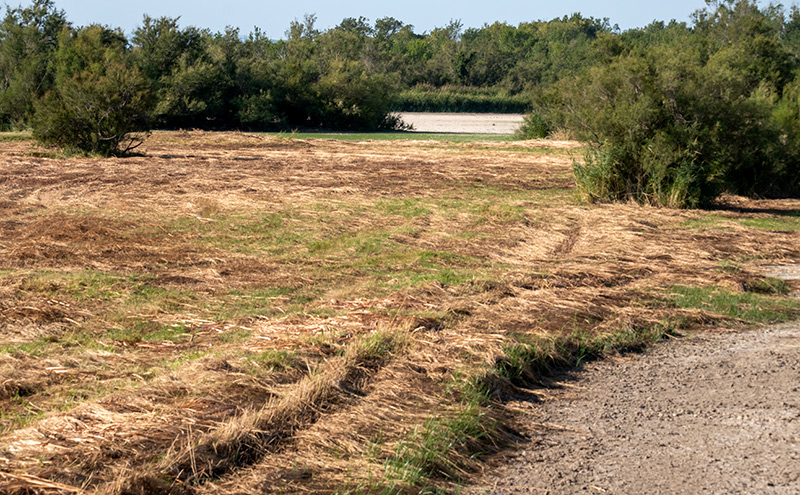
[468, 322, 800, 494]
[394, 113, 525, 134]
[0, 131, 797, 494]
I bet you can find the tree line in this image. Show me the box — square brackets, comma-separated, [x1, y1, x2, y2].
[1, 0, 799, 206]
[0, 0, 611, 140]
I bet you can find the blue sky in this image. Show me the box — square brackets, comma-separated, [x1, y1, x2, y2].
[16, 1, 729, 37]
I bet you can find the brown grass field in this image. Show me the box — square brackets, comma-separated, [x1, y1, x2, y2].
[0, 131, 798, 494]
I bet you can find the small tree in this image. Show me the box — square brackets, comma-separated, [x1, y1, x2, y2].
[32, 25, 154, 155]
[538, 0, 798, 207]
[316, 59, 399, 130]
[0, 0, 67, 129]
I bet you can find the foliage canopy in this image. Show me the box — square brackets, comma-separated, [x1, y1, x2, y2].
[32, 25, 153, 155]
[530, 0, 800, 206]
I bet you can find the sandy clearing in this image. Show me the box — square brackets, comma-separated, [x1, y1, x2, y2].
[394, 112, 525, 134]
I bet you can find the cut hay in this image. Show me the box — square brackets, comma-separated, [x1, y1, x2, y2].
[0, 132, 797, 493]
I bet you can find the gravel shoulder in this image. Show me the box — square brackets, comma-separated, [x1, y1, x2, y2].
[469, 323, 800, 494]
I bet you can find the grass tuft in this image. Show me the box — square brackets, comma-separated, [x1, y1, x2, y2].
[496, 324, 673, 386]
[385, 402, 491, 487]
[671, 285, 800, 323]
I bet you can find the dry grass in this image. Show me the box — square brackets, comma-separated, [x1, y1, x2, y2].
[0, 131, 798, 494]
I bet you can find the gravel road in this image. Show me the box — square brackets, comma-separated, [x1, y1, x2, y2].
[469, 323, 800, 494]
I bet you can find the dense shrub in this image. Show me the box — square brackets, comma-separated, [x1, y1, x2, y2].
[394, 85, 531, 113]
[32, 26, 154, 155]
[0, 0, 66, 130]
[515, 112, 550, 139]
[536, 0, 799, 207]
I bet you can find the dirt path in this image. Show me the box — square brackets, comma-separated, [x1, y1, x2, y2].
[469, 323, 800, 494]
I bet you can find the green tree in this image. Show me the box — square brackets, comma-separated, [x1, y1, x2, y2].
[0, 0, 67, 129]
[541, 0, 799, 207]
[500, 15, 610, 92]
[32, 25, 154, 155]
[234, 28, 281, 129]
[132, 18, 240, 129]
[316, 59, 398, 129]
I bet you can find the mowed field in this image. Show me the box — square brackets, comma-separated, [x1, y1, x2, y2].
[0, 131, 799, 494]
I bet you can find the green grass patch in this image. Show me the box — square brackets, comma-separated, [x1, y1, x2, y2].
[375, 198, 431, 219]
[107, 321, 189, 343]
[467, 202, 528, 225]
[742, 277, 790, 295]
[716, 260, 742, 274]
[308, 230, 390, 256]
[338, 248, 492, 293]
[163, 212, 307, 256]
[346, 329, 407, 364]
[0, 337, 57, 357]
[385, 402, 489, 486]
[736, 216, 800, 232]
[247, 349, 298, 373]
[218, 328, 253, 344]
[497, 324, 672, 385]
[684, 213, 800, 232]
[18, 270, 127, 300]
[682, 214, 732, 230]
[16, 270, 195, 313]
[671, 285, 800, 323]
[0, 401, 47, 433]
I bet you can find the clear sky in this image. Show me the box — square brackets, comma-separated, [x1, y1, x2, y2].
[9, 1, 733, 37]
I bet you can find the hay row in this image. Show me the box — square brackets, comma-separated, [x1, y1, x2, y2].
[100, 329, 405, 493]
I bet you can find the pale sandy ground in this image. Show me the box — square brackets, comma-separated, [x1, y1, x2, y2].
[468, 266, 800, 495]
[393, 112, 524, 134]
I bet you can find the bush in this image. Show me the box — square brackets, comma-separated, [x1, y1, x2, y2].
[515, 112, 550, 139]
[544, 52, 711, 207]
[32, 25, 153, 155]
[394, 84, 531, 113]
[544, 2, 799, 207]
[0, 0, 67, 130]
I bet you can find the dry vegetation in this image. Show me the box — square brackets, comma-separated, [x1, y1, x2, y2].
[0, 131, 798, 494]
